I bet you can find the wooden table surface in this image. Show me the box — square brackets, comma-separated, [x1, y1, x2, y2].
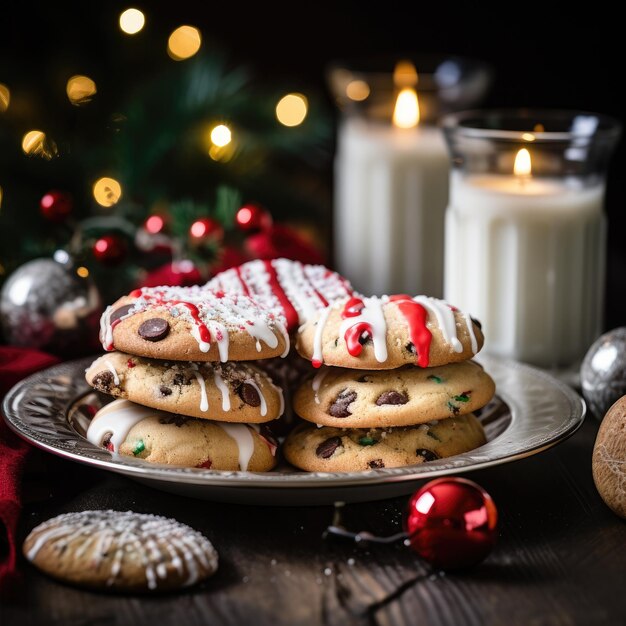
[2, 416, 625, 626]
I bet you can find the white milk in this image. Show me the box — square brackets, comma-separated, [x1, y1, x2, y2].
[334, 117, 450, 297]
[444, 171, 605, 368]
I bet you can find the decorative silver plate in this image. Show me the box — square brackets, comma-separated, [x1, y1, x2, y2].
[2, 354, 585, 505]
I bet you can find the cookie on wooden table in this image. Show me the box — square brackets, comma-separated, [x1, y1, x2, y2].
[86, 352, 284, 423]
[86, 399, 278, 471]
[283, 414, 486, 472]
[294, 361, 495, 428]
[207, 258, 356, 332]
[23, 510, 218, 592]
[296, 295, 484, 370]
[100, 288, 289, 362]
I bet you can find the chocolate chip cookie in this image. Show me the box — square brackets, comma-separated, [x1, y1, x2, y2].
[294, 361, 495, 428]
[283, 413, 486, 472]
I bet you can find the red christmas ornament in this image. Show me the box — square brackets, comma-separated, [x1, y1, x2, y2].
[137, 260, 202, 288]
[405, 477, 498, 570]
[40, 190, 73, 222]
[245, 224, 325, 265]
[189, 217, 224, 243]
[144, 215, 166, 234]
[235, 203, 273, 232]
[92, 235, 127, 266]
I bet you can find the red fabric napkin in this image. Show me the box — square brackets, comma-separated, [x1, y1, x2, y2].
[0, 346, 59, 592]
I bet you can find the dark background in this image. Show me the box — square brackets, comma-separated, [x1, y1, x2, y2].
[2, 2, 625, 328]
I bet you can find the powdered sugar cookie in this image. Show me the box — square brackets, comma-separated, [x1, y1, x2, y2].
[23, 510, 218, 591]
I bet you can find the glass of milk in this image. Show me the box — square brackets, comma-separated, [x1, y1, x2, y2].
[442, 109, 621, 371]
[327, 56, 492, 298]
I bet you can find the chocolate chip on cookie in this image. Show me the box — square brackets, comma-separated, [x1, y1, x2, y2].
[138, 318, 170, 342]
[328, 389, 357, 418]
[368, 459, 385, 469]
[110, 303, 135, 324]
[375, 390, 408, 406]
[238, 383, 261, 407]
[159, 385, 172, 397]
[92, 370, 115, 392]
[416, 448, 439, 462]
[315, 436, 342, 459]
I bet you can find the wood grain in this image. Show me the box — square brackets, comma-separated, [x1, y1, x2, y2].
[2, 418, 625, 626]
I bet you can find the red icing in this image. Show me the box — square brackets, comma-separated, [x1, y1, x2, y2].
[312, 359, 323, 369]
[172, 300, 211, 345]
[129, 289, 142, 298]
[340, 297, 371, 357]
[389, 295, 432, 367]
[263, 260, 299, 331]
[127, 359, 136, 368]
[235, 266, 251, 297]
[105, 441, 114, 452]
[196, 458, 213, 469]
[298, 262, 329, 307]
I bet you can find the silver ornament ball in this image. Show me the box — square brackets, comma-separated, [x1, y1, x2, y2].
[0, 258, 103, 357]
[580, 327, 626, 421]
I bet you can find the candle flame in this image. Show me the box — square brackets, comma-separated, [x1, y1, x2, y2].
[514, 148, 532, 177]
[393, 88, 420, 128]
[393, 60, 418, 88]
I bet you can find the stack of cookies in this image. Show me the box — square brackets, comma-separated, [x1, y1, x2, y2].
[284, 294, 495, 471]
[85, 259, 355, 471]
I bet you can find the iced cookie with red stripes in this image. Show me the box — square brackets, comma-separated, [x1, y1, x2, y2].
[296, 295, 484, 370]
[283, 413, 486, 472]
[207, 258, 356, 331]
[100, 289, 290, 362]
[294, 361, 495, 428]
[86, 399, 278, 471]
[86, 352, 284, 423]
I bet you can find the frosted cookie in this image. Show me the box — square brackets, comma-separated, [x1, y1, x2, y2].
[294, 361, 495, 428]
[283, 414, 486, 472]
[207, 258, 356, 331]
[23, 510, 218, 591]
[296, 295, 484, 370]
[100, 288, 289, 362]
[86, 399, 278, 471]
[86, 352, 284, 423]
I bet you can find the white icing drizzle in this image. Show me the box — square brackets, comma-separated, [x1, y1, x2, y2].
[312, 305, 333, 365]
[244, 378, 267, 416]
[311, 367, 330, 404]
[216, 423, 255, 471]
[213, 370, 231, 412]
[190, 325, 211, 353]
[24, 510, 217, 590]
[413, 296, 463, 353]
[274, 258, 319, 321]
[105, 361, 120, 386]
[191, 366, 209, 412]
[339, 296, 389, 363]
[99, 305, 114, 349]
[463, 311, 479, 354]
[86, 399, 158, 452]
[208, 320, 229, 362]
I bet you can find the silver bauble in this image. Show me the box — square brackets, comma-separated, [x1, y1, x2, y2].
[0, 258, 103, 357]
[581, 327, 626, 420]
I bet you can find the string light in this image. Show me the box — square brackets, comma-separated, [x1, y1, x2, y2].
[275, 93, 308, 127]
[76, 266, 90, 278]
[210, 124, 232, 147]
[119, 8, 145, 34]
[22, 130, 58, 159]
[167, 26, 201, 61]
[66, 75, 97, 105]
[93, 177, 122, 207]
[0, 84, 9, 112]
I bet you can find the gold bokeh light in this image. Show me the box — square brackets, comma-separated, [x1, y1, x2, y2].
[167, 26, 201, 61]
[119, 8, 145, 34]
[66, 75, 97, 105]
[76, 266, 90, 278]
[93, 177, 123, 207]
[210, 124, 232, 147]
[346, 80, 370, 101]
[22, 130, 58, 159]
[0, 84, 9, 112]
[276, 93, 308, 127]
